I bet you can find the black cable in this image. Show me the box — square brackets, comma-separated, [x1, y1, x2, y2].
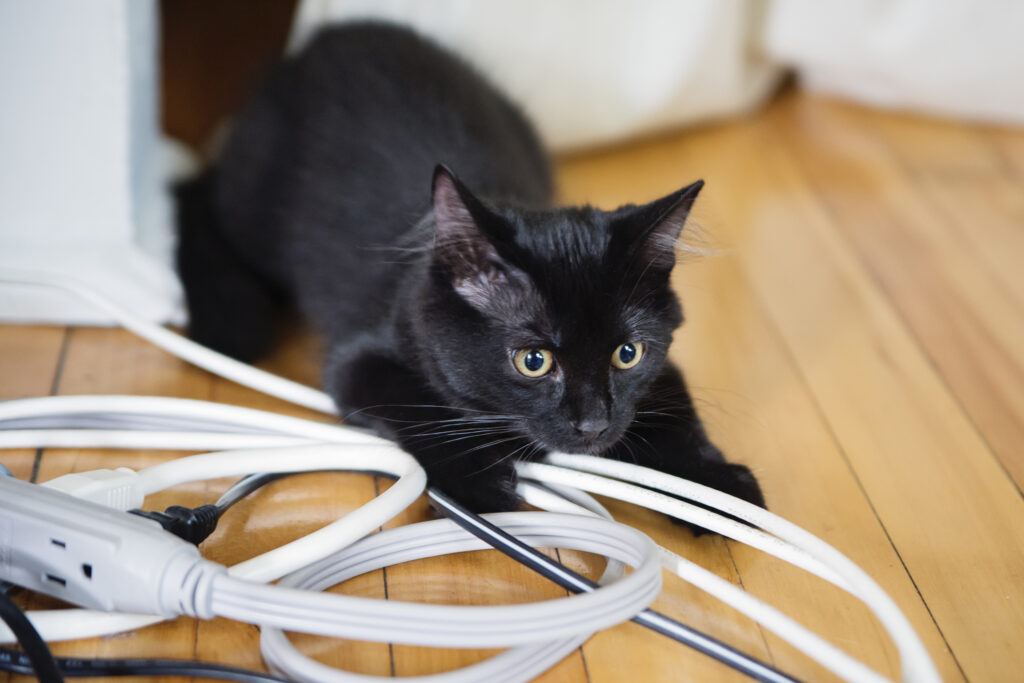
[0, 584, 64, 683]
[427, 488, 802, 683]
[127, 471, 290, 547]
[0, 574, 284, 683]
[198, 472, 801, 681]
[215, 473, 288, 513]
[128, 504, 222, 546]
[127, 473, 291, 545]
[0, 647, 288, 682]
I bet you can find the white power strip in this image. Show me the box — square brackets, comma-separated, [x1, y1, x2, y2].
[0, 461, 663, 653]
[0, 475, 217, 616]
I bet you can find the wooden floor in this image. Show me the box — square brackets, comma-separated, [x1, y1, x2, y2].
[3, 91, 1024, 682]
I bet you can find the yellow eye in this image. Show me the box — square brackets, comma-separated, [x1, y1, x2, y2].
[611, 342, 644, 369]
[513, 348, 554, 377]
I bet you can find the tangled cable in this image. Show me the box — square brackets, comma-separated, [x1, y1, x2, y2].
[0, 269, 941, 683]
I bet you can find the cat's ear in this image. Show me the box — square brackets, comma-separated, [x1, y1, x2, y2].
[430, 165, 524, 312]
[620, 179, 704, 271]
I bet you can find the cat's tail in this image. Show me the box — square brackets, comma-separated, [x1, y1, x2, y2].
[174, 170, 280, 363]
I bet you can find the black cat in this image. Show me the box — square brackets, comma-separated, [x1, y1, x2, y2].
[176, 22, 765, 518]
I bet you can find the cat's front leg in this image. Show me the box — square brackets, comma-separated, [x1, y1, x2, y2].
[329, 344, 527, 513]
[607, 363, 765, 533]
[425, 456, 523, 514]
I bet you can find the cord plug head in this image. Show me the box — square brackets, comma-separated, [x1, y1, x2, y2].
[41, 468, 143, 511]
[129, 505, 221, 546]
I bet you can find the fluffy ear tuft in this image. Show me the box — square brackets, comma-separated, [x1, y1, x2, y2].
[431, 165, 525, 313]
[622, 179, 704, 272]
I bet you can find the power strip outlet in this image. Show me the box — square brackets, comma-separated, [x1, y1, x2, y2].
[0, 475, 204, 615]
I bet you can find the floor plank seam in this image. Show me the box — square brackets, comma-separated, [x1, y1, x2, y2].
[767, 285, 967, 681]
[553, 547, 592, 683]
[722, 540, 776, 666]
[372, 476, 398, 678]
[30, 327, 71, 483]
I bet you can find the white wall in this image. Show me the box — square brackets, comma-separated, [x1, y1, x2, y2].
[0, 0, 184, 325]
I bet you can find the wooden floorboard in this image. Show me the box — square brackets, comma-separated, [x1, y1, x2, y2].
[559, 129, 962, 682]
[775, 97, 1024, 494]
[861, 108, 1024, 492]
[733, 99, 1024, 681]
[0, 326, 67, 482]
[2, 92, 1024, 681]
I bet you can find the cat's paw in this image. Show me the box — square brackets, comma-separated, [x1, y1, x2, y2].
[430, 469, 523, 515]
[668, 462, 765, 536]
[713, 462, 766, 509]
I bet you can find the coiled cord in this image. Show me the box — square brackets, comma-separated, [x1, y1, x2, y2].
[0, 269, 940, 682]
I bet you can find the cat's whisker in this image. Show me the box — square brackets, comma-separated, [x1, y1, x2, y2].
[347, 402, 497, 417]
[411, 427, 519, 449]
[408, 426, 512, 442]
[456, 434, 527, 458]
[397, 414, 524, 440]
[635, 409, 679, 420]
[409, 419, 516, 436]
[428, 434, 527, 468]
[616, 432, 641, 464]
[625, 429, 659, 460]
[633, 415, 699, 431]
[395, 417, 516, 436]
[359, 244, 432, 255]
[342, 403, 507, 427]
[468, 437, 540, 477]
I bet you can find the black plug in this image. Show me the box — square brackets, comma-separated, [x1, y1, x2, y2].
[129, 504, 221, 545]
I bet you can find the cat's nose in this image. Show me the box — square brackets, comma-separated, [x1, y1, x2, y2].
[572, 416, 609, 438]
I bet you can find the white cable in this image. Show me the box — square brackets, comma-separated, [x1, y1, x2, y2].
[0, 395, 374, 444]
[1, 470, 659, 683]
[211, 512, 659, 647]
[521, 476, 888, 683]
[0, 414, 628, 681]
[6, 405, 937, 679]
[264, 631, 588, 683]
[0, 429, 315, 451]
[0, 440, 661, 682]
[134, 444, 426, 582]
[0, 407, 656, 680]
[0, 401, 929, 679]
[523, 455, 941, 683]
[519, 461, 848, 590]
[0, 269, 338, 415]
[518, 480, 613, 520]
[6, 412, 893, 683]
[10, 418, 888, 682]
[0, 398, 393, 643]
[261, 512, 627, 683]
[0, 269, 940, 682]
[658, 547, 887, 683]
[0, 426, 424, 643]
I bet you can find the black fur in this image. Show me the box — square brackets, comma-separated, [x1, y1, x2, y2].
[176, 22, 765, 524]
